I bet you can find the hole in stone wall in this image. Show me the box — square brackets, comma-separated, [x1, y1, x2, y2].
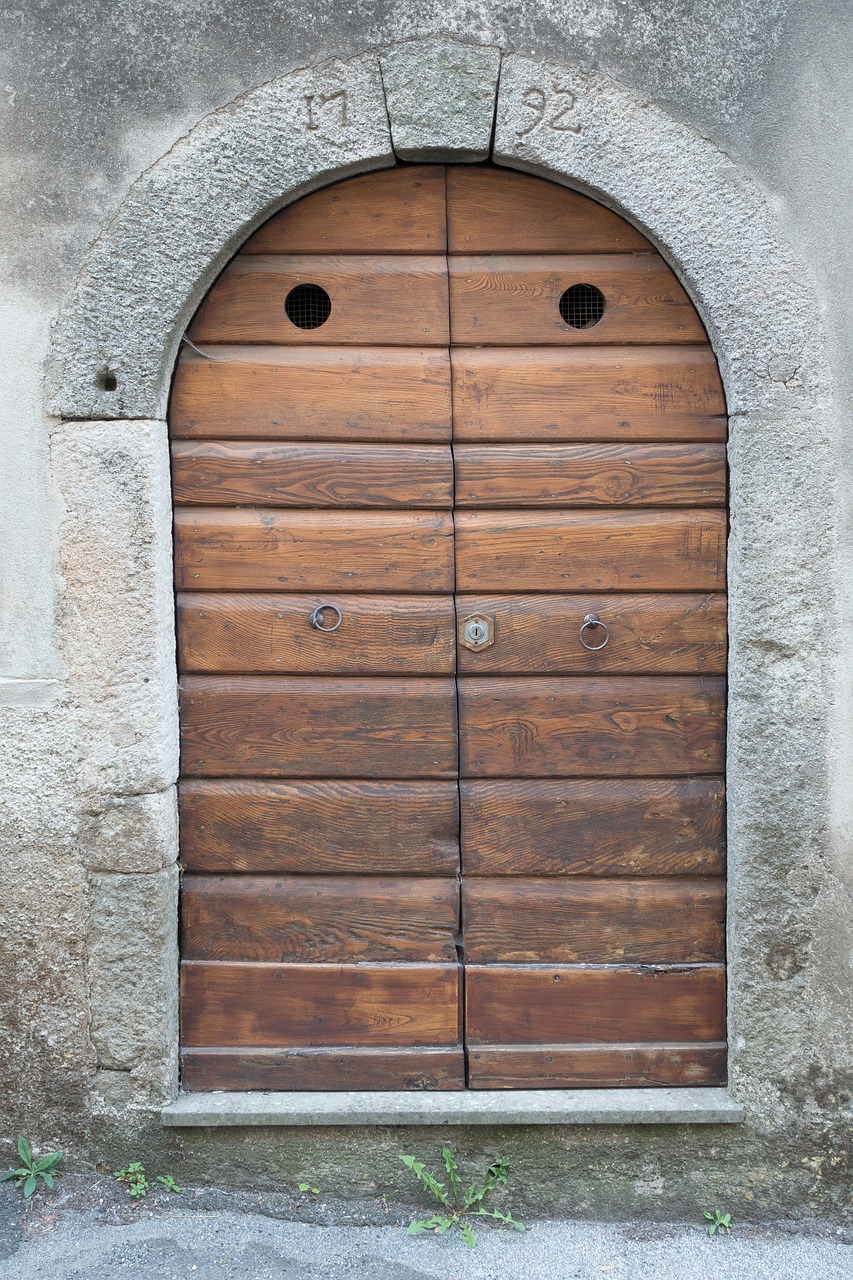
[559, 284, 606, 329]
[284, 283, 332, 330]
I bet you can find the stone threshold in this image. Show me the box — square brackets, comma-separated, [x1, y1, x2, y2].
[161, 1087, 744, 1127]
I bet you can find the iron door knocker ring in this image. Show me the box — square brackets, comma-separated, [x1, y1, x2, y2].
[579, 612, 609, 651]
[309, 603, 343, 632]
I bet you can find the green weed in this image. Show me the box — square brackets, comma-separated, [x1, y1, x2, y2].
[400, 1149, 524, 1248]
[0, 1137, 63, 1199]
[704, 1208, 732, 1236]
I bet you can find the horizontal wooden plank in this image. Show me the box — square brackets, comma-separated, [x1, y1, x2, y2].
[174, 510, 454, 592]
[170, 347, 452, 442]
[181, 1046, 465, 1091]
[177, 593, 456, 675]
[454, 444, 726, 508]
[447, 167, 652, 253]
[182, 875, 459, 963]
[462, 878, 725, 964]
[244, 166, 447, 254]
[460, 778, 725, 876]
[458, 676, 725, 777]
[451, 347, 726, 442]
[180, 676, 458, 778]
[449, 255, 707, 345]
[455, 510, 727, 591]
[467, 1042, 727, 1088]
[465, 965, 726, 1044]
[181, 962, 462, 1047]
[179, 779, 460, 874]
[171, 443, 454, 508]
[190, 255, 449, 345]
[455, 594, 727, 674]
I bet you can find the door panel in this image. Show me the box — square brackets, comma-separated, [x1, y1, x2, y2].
[178, 593, 457, 675]
[171, 442, 454, 508]
[460, 778, 725, 877]
[465, 966, 726, 1045]
[449, 255, 707, 345]
[180, 676, 458, 778]
[451, 347, 726, 442]
[458, 676, 725, 777]
[179, 779, 460, 875]
[462, 878, 725, 964]
[246, 166, 448, 254]
[174, 509, 455, 592]
[171, 347, 452, 443]
[446, 166, 652, 253]
[182, 963, 462, 1046]
[172, 165, 727, 1092]
[454, 444, 726, 508]
[182, 875, 460, 963]
[455, 594, 726, 674]
[455, 510, 726, 591]
[181, 1047, 466, 1092]
[190, 255, 450, 345]
[467, 1044, 727, 1089]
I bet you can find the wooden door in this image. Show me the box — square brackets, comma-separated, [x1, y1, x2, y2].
[171, 165, 727, 1091]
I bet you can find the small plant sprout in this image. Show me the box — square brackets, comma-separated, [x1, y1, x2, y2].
[298, 1183, 320, 1195]
[157, 1174, 181, 1193]
[704, 1208, 732, 1236]
[114, 1162, 149, 1199]
[0, 1137, 63, 1199]
[400, 1149, 524, 1248]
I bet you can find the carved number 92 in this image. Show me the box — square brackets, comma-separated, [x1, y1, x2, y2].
[517, 85, 581, 137]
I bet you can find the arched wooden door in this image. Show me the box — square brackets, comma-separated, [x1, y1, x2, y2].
[170, 166, 727, 1092]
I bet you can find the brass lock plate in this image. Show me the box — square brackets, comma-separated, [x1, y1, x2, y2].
[460, 614, 494, 651]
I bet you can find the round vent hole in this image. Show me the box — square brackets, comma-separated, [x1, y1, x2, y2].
[559, 283, 606, 329]
[285, 283, 332, 330]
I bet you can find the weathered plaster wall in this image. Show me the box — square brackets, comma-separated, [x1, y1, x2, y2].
[1, 2, 852, 1220]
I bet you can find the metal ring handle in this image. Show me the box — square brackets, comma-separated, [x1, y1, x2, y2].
[579, 612, 609, 651]
[309, 603, 343, 633]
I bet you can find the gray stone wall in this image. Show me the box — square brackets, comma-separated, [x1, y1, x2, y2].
[1, 4, 852, 1220]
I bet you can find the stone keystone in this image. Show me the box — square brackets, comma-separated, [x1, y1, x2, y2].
[380, 37, 501, 162]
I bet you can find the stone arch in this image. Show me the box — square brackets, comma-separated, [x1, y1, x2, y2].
[48, 37, 838, 1112]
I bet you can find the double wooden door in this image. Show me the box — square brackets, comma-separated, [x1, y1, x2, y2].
[171, 166, 727, 1091]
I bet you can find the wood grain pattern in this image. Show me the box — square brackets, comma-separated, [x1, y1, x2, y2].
[455, 510, 727, 592]
[182, 875, 459, 963]
[180, 676, 458, 778]
[171, 443, 454, 508]
[244, 167, 447, 254]
[179, 779, 460, 874]
[174, 509, 454, 592]
[462, 878, 725, 964]
[455, 594, 727, 674]
[465, 965, 726, 1044]
[181, 962, 462, 1047]
[170, 347, 452, 442]
[190, 255, 449, 345]
[458, 676, 725, 777]
[454, 444, 726, 508]
[177, 593, 456, 675]
[460, 778, 725, 876]
[467, 1042, 726, 1088]
[447, 167, 652, 253]
[449, 255, 707, 345]
[181, 1046, 465, 1091]
[451, 347, 726, 442]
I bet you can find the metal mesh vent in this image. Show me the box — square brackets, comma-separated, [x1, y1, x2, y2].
[559, 283, 606, 329]
[285, 283, 332, 330]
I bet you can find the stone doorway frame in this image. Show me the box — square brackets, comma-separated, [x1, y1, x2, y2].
[47, 37, 838, 1119]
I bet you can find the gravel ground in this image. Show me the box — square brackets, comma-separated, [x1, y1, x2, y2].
[2, 1178, 851, 1279]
